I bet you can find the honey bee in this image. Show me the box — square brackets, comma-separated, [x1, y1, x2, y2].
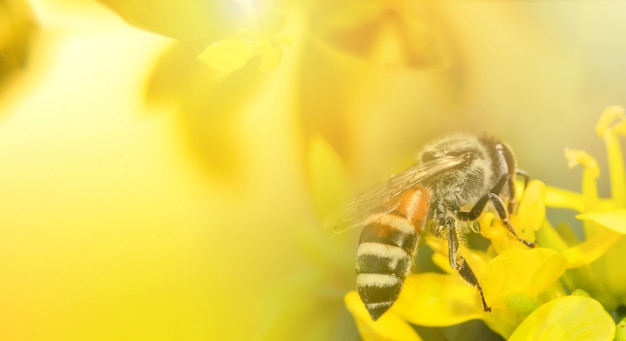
[326, 133, 536, 321]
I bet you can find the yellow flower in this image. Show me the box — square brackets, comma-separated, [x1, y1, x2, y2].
[541, 107, 626, 310]
[342, 107, 626, 340]
[508, 294, 615, 341]
[409, 185, 567, 339]
[197, 9, 292, 72]
[345, 291, 422, 341]
[342, 176, 565, 340]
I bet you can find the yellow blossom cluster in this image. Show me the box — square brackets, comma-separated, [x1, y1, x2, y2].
[343, 107, 626, 341]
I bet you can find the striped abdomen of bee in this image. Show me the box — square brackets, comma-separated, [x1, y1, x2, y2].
[355, 186, 430, 321]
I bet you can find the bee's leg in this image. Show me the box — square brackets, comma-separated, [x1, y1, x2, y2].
[445, 217, 491, 312]
[457, 175, 536, 248]
[495, 143, 525, 213]
[444, 217, 460, 269]
[458, 257, 491, 312]
[508, 169, 530, 212]
[515, 169, 530, 188]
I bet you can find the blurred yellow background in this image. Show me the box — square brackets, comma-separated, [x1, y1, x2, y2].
[1, 0, 626, 340]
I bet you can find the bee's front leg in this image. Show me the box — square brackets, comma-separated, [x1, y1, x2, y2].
[457, 174, 536, 248]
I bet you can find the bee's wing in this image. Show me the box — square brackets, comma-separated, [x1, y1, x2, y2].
[324, 154, 471, 233]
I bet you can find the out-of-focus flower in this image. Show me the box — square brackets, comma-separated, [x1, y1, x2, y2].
[308, 0, 447, 69]
[0, 0, 38, 93]
[342, 107, 626, 340]
[197, 9, 292, 72]
[96, 0, 246, 41]
[94, 0, 458, 180]
[95, 0, 297, 178]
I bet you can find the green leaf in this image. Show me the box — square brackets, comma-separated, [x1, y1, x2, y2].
[508, 296, 615, 341]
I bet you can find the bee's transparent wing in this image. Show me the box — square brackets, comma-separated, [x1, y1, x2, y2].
[324, 154, 471, 233]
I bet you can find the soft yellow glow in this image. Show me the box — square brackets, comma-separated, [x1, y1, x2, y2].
[4, 1, 626, 340]
[0, 1, 307, 340]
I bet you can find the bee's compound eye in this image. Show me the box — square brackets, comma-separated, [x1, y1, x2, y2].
[421, 151, 436, 162]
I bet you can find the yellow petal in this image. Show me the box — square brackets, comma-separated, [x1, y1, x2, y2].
[481, 248, 566, 310]
[535, 220, 570, 252]
[562, 227, 622, 268]
[344, 291, 422, 341]
[590, 236, 626, 307]
[426, 235, 490, 277]
[258, 41, 283, 72]
[425, 234, 448, 257]
[431, 251, 455, 275]
[198, 39, 258, 72]
[577, 209, 626, 234]
[307, 135, 350, 224]
[482, 214, 528, 254]
[97, 0, 246, 40]
[508, 296, 615, 341]
[480, 213, 504, 245]
[425, 235, 454, 274]
[481, 248, 565, 338]
[544, 186, 585, 212]
[391, 273, 483, 327]
[516, 180, 546, 237]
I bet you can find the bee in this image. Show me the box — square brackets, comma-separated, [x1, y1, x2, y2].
[326, 133, 535, 321]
